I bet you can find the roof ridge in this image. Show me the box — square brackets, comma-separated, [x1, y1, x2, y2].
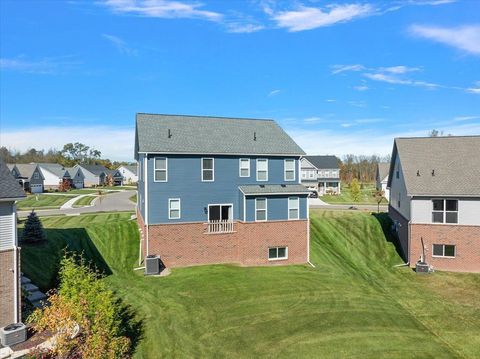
[395, 135, 480, 140]
[136, 113, 274, 122]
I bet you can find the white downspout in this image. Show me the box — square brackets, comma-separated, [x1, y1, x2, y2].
[13, 203, 19, 323]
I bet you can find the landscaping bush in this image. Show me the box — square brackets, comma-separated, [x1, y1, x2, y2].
[22, 211, 46, 244]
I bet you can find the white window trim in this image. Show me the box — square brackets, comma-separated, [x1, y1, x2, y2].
[288, 197, 300, 220]
[268, 246, 288, 261]
[432, 199, 458, 224]
[256, 159, 268, 182]
[201, 158, 215, 182]
[153, 157, 168, 183]
[284, 159, 296, 181]
[255, 197, 268, 222]
[432, 244, 456, 258]
[239, 158, 250, 177]
[168, 198, 181, 219]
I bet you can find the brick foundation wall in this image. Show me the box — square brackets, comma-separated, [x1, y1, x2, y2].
[388, 205, 409, 262]
[144, 220, 308, 268]
[410, 224, 480, 273]
[0, 249, 20, 327]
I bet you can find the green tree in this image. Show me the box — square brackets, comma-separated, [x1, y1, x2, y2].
[28, 255, 130, 358]
[350, 178, 361, 202]
[22, 210, 46, 244]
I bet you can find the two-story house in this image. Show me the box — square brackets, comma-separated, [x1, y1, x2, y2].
[376, 162, 390, 200]
[135, 113, 310, 268]
[0, 161, 26, 327]
[388, 136, 480, 273]
[300, 155, 341, 195]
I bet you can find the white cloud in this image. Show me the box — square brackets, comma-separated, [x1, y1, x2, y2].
[102, 34, 138, 56]
[340, 118, 384, 128]
[303, 117, 323, 124]
[409, 24, 480, 55]
[364, 72, 439, 88]
[0, 56, 81, 74]
[325, 99, 336, 103]
[1, 125, 134, 161]
[271, 3, 374, 32]
[379, 65, 420, 74]
[226, 22, 264, 33]
[466, 82, 480, 94]
[453, 115, 480, 122]
[353, 85, 369, 91]
[103, 0, 222, 21]
[331, 64, 365, 74]
[268, 89, 281, 97]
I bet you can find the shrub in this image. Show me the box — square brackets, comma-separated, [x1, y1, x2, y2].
[28, 255, 130, 358]
[22, 211, 46, 244]
[350, 178, 361, 202]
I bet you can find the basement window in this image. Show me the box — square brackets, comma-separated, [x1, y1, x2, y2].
[268, 247, 288, 260]
[432, 244, 455, 258]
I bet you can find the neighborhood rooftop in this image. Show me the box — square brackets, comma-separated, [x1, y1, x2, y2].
[0, 161, 26, 199]
[377, 163, 390, 180]
[303, 155, 339, 169]
[391, 135, 480, 196]
[135, 113, 305, 157]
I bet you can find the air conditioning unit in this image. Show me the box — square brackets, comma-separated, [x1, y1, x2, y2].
[145, 255, 160, 275]
[0, 323, 27, 347]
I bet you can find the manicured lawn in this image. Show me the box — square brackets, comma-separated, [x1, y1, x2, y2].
[21, 211, 480, 358]
[17, 194, 73, 210]
[66, 189, 101, 195]
[320, 182, 388, 205]
[72, 195, 96, 208]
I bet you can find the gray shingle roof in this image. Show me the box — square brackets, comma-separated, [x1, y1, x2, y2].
[239, 184, 310, 195]
[0, 161, 26, 199]
[390, 136, 480, 196]
[37, 163, 69, 178]
[377, 163, 390, 181]
[303, 156, 340, 169]
[13, 164, 42, 180]
[135, 113, 305, 158]
[76, 164, 108, 176]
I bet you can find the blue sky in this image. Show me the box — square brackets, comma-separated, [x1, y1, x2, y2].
[1, 0, 479, 160]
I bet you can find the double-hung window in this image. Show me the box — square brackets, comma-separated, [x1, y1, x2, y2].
[432, 199, 458, 224]
[268, 247, 288, 260]
[33, 172, 39, 179]
[284, 159, 295, 181]
[202, 158, 214, 182]
[255, 198, 267, 221]
[256, 159, 268, 181]
[239, 158, 250, 177]
[168, 199, 181, 219]
[288, 197, 299, 220]
[154, 158, 167, 182]
[432, 244, 455, 257]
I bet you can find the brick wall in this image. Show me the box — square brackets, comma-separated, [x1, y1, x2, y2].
[0, 249, 20, 327]
[388, 205, 409, 262]
[144, 220, 308, 268]
[410, 224, 480, 273]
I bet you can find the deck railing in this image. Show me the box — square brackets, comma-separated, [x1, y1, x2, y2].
[207, 220, 234, 234]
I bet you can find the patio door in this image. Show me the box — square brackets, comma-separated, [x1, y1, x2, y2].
[208, 204, 233, 222]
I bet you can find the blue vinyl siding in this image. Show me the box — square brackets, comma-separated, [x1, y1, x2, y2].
[137, 154, 146, 220]
[245, 196, 308, 222]
[144, 154, 303, 224]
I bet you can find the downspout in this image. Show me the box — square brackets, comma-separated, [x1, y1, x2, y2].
[13, 203, 19, 323]
[144, 154, 149, 257]
[408, 195, 412, 266]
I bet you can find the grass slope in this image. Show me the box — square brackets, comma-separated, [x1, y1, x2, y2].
[21, 211, 480, 358]
[17, 195, 73, 210]
[320, 182, 388, 205]
[72, 195, 96, 208]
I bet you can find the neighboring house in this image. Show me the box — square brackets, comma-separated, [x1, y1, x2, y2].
[37, 163, 71, 190]
[106, 169, 124, 186]
[0, 161, 26, 327]
[74, 164, 108, 187]
[388, 136, 480, 273]
[66, 166, 85, 189]
[376, 162, 390, 200]
[300, 155, 341, 195]
[117, 165, 138, 184]
[135, 113, 310, 268]
[7, 163, 45, 193]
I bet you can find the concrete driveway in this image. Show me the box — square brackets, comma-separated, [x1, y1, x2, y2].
[18, 190, 136, 217]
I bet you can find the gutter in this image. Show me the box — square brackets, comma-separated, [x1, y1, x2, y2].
[13, 204, 19, 323]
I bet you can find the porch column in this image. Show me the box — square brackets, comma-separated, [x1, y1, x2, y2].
[338, 181, 341, 194]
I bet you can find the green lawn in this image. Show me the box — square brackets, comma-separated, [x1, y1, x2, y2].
[66, 189, 102, 195]
[72, 195, 96, 208]
[129, 193, 137, 203]
[17, 194, 73, 210]
[20, 211, 480, 358]
[321, 182, 388, 205]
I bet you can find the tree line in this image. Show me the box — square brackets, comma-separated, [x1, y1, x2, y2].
[339, 154, 391, 184]
[0, 142, 133, 169]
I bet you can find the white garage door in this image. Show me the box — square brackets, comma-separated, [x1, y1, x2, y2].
[74, 181, 83, 189]
[31, 184, 43, 193]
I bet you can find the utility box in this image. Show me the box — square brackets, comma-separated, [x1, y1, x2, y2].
[145, 255, 161, 275]
[416, 262, 430, 274]
[0, 323, 27, 347]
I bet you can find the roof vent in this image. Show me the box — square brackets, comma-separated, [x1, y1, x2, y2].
[431, 169, 435, 176]
[281, 184, 286, 187]
[168, 129, 172, 139]
[254, 132, 257, 141]
[417, 170, 420, 177]
[259, 184, 265, 188]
